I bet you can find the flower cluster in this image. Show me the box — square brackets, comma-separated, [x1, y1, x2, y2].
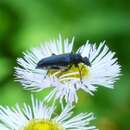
[0, 35, 121, 130]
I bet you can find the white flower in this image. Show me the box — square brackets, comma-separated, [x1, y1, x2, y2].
[15, 35, 121, 104]
[0, 96, 97, 130]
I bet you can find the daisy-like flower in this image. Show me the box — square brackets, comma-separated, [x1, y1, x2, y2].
[0, 96, 97, 130]
[15, 35, 121, 104]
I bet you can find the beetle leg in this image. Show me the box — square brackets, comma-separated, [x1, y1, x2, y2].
[80, 64, 84, 72]
[76, 64, 83, 84]
[62, 64, 72, 72]
[44, 70, 49, 79]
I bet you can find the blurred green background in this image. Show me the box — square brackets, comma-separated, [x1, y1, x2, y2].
[0, 0, 129, 130]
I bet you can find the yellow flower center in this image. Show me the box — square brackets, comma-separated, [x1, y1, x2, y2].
[23, 119, 64, 130]
[48, 63, 90, 83]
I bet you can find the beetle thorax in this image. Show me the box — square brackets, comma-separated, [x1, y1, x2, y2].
[71, 54, 82, 64]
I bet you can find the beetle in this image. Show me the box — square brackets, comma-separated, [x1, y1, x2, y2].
[36, 53, 91, 70]
[36, 53, 91, 81]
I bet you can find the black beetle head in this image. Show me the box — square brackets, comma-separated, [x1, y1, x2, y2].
[82, 57, 91, 67]
[36, 59, 44, 69]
